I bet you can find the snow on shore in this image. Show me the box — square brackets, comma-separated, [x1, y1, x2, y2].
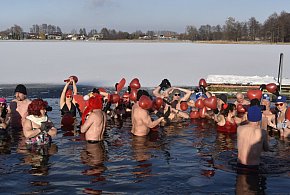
[206, 75, 290, 85]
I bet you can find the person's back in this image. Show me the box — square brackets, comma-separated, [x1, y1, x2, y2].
[237, 106, 268, 167]
[81, 110, 106, 141]
[81, 95, 106, 142]
[237, 124, 266, 165]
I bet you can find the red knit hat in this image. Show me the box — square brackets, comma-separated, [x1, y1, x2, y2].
[82, 95, 103, 124]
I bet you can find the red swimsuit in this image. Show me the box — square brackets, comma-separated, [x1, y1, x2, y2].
[217, 120, 237, 133]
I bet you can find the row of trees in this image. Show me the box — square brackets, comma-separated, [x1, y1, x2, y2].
[30, 24, 62, 34]
[1, 11, 290, 42]
[182, 11, 290, 42]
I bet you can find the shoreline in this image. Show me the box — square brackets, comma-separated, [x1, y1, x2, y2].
[1, 39, 289, 45]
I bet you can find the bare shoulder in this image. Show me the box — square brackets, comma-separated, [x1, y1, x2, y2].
[135, 106, 147, 114]
[237, 123, 251, 134]
[24, 99, 32, 105]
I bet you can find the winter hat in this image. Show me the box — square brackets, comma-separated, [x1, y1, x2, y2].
[247, 105, 262, 122]
[217, 94, 227, 104]
[15, 84, 27, 95]
[275, 95, 287, 103]
[262, 94, 270, 101]
[0, 98, 6, 104]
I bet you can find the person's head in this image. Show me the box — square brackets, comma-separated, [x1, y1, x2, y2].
[88, 95, 103, 110]
[65, 89, 73, 100]
[220, 103, 236, 117]
[250, 98, 260, 107]
[171, 89, 181, 101]
[0, 98, 7, 108]
[275, 95, 287, 112]
[137, 90, 150, 101]
[247, 105, 262, 123]
[236, 92, 245, 104]
[261, 94, 270, 108]
[14, 84, 27, 101]
[122, 92, 130, 103]
[217, 94, 227, 105]
[28, 99, 48, 117]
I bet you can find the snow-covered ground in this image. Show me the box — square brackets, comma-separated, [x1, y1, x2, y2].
[1, 41, 290, 87]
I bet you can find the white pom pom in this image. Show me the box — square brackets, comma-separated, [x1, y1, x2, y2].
[83, 95, 89, 101]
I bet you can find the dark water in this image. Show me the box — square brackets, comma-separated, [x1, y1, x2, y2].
[0, 85, 289, 194]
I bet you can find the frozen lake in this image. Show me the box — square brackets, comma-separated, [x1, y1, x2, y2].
[1, 41, 289, 87]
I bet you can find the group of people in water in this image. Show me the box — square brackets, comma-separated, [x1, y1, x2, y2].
[0, 76, 289, 174]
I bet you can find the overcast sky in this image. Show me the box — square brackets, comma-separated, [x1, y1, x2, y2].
[1, 0, 289, 33]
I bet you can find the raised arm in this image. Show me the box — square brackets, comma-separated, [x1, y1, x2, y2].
[153, 86, 162, 98]
[60, 82, 70, 109]
[70, 77, 77, 95]
[69, 77, 78, 104]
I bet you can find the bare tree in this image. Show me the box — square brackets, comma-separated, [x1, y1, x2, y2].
[248, 17, 260, 41]
[224, 17, 237, 41]
[186, 25, 198, 41]
[10, 25, 23, 40]
[263, 13, 279, 42]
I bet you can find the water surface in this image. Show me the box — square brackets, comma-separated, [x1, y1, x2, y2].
[0, 86, 289, 194]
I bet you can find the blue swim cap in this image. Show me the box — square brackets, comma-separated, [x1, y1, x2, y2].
[196, 92, 206, 99]
[262, 94, 270, 101]
[247, 106, 262, 122]
[275, 95, 287, 103]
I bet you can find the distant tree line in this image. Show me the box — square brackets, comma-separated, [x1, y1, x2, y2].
[0, 11, 290, 42]
[181, 11, 290, 42]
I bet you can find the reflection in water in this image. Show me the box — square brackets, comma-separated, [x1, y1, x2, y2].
[236, 173, 266, 195]
[0, 129, 11, 154]
[61, 115, 81, 137]
[131, 134, 156, 181]
[19, 143, 58, 176]
[81, 141, 107, 183]
[216, 133, 236, 151]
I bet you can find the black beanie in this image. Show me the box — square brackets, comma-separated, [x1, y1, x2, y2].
[217, 94, 227, 104]
[15, 84, 27, 95]
[137, 90, 150, 101]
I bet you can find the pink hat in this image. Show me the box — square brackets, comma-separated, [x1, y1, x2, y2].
[0, 98, 7, 104]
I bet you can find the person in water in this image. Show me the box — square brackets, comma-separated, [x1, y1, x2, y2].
[23, 99, 57, 145]
[131, 90, 170, 136]
[234, 92, 250, 106]
[81, 95, 107, 143]
[0, 98, 10, 129]
[152, 79, 172, 99]
[7, 84, 31, 129]
[60, 76, 78, 117]
[267, 95, 288, 138]
[166, 88, 191, 120]
[260, 94, 274, 131]
[216, 103, 239, 132]
[237, 105, 269, 173]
